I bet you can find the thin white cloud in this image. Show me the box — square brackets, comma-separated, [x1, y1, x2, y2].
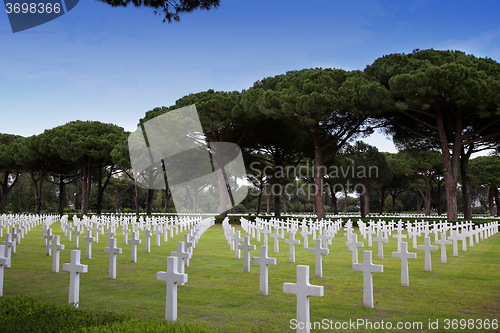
[442, 29, 500, 55]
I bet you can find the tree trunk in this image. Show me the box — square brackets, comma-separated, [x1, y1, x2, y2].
[312, 194, 316, 215]
[460, 145, 473, 219]
[375, 186, 385, 215]
[392, 195, 396, 214]
[30, 171, 42, 214]
[96, 164, 103, 214]
[80, 160, 92, 214]
[362, 187, 370, 217]
[216, 158, 229, 216]
[0, 191, 8, 214]
[0, 172, 19, 214]
[134, 176, 139, 216]
[488, 186, 495, 216]
[313, 130, 325, 218]
[58, 175, 65, 216]
[344, 187, 348, 213]
[256, 180, 263, 214]
[163, 188, 171, 213]
[273, 184, 281, 217]
[265, 184, 271, 214]
[494, 187, 500, 217]
[416, 192, 421, 214]
[436, 109, 461, 220]
[436, 181, 442, 215]
[329, 183, 338, 215]
[147, 189, 154, 215]
[282, 190, 287, 214]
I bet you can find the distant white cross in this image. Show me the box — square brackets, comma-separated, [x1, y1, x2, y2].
[239, 236, 256, 272]
[352, 251, 383, 308]
[392, 242, 417, 286]
[284, 232, 300, 263]
[49, 235, 65, 273]
[346, 233, 363, 264]
[308, 239, 329, 278]
[417, 236, 438, 272]
[252, 245, 276, 295]
[104, 237, 122, 279]
[435, 232, 452, 263]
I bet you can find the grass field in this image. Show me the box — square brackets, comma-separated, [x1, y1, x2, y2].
[3, 219, 500, 332]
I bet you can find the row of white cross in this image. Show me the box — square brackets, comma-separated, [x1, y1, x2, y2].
[234, 217, 498, 333]
[0, 213, 498, 332]
[0, 213, 215, 323]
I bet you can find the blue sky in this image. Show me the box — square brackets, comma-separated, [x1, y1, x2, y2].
[1, 0, 500, 153]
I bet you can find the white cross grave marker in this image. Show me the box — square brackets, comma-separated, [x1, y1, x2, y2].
[72, 226, 82, 249]
[43, 228, 53, 256]
[49, 235, 65, 273]
[435, 232, 452, 263]
[82, 230, 95, 259]
[284, 231, 300, 263]
[233, 231, 244, 260]
[308, 239, 329, 278]
[104, 237, 122, 279]
[128, 232, 142, 263]
[1, 234, 14, 268]
[283, 265, 324, 333]
[157, 256, 188, 322]
[271, 227, 281, 253]
[448, 229, 460, 257]
[252, 245, 276, 296]
[0, 245, 7, 296]
[144, 228, 152, 253]
[372, 230, 388, 259]
[62, 250, 88, 307]
[352, 250, 383, 308]
[392, 229, 407, 252]
[239, 236, 256, 272]
[392, 242, 417, 286]
[170, 241, 190, 280]
[346, 233, 364, 264]
[417, 236, 438, 272]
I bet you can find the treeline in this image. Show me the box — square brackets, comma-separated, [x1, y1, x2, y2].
[1, 49, 500, 219]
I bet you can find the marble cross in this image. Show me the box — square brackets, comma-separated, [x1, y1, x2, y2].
[49, 235, 65, 273]
[346, 233, 363, 264]
[82, 230, 95, 259]
[239, 236, 256, 272]
[283, 265, 323, 333]
[392, 242, 417, 286]
[417, 236, 438, 272]
[104, 237, 122, 279]
[0, 245, 7, 296]
[308, 239, 329, 278]
[128, 232, 142, 263]
[352, 251, 383, 308]
[62, 250, 88, 307]
[157, 256, 188, 322]
[372, 230, 388, 259]
[284, 232, 300, 263]
[251, 245, 276, 295]
[435, 232, 452, 263]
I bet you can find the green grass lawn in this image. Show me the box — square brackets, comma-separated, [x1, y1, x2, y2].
[3, 219, 500, 332]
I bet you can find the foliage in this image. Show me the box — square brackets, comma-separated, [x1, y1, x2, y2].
[383, 196, 404, 213]
[96, 0, 220, 23]
[365, 49, 500, 220]
[0, 295, 217, 333]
